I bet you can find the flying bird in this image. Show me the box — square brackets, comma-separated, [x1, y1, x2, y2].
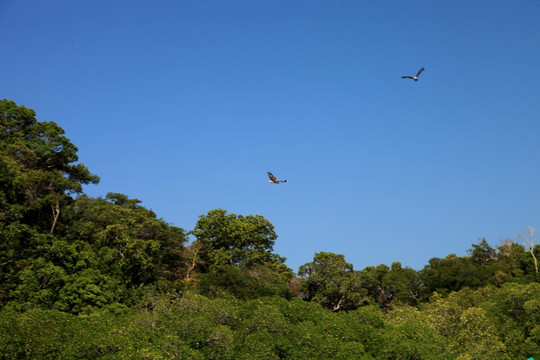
[267, 172, 287, 184]
[402, 67, 425, 81]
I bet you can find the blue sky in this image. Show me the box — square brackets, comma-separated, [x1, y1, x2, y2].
[2, 1, 540, 272]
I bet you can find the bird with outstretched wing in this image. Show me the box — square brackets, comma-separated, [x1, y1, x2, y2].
[267, 172, 287, 184]
[402, 67, 425, 81]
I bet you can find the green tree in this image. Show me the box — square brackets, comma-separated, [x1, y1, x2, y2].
[382, 305, 449, 359]
[468, 238, 496, 266]
[191, 209, 282, 268]
[420, 254, 489, 295]
[4, 192, 187, 312]
[493, 240, 528, 285]
[420, 284, 538, 359]
[190, 209, 293, 299]
[0, 99, 100, 306]
[235, 298, 294, 359]
[64, 194, 187, 291]
[357, 262, 421, 308]
[0, 99, 99, 234]
[453, 307, 507, 359]
[341, 305, 385, 357]
[484, 282, 540, 358]
[298, 252, 362, 311]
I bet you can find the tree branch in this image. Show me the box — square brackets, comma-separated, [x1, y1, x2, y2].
[332, 295, 345, 312]
[50, 200, 60, 234]
[517, 227, 538, 274]
[0, 259, 14, 267]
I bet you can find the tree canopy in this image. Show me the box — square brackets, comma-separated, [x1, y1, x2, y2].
[1, 99, 539, 359]
[0, 99, 99, 234]
[189, 209, 294, 299]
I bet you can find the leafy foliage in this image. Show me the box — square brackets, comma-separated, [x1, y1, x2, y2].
[0, 99, 99, 233]
[2, 284, 538, 359]
[1, 99, 539, 359]
[298, 252, 362, 311]
[190, 209, 294, 299]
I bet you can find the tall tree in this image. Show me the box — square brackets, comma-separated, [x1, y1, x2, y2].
[0, 99, 99, 306]
[0, 99, 99, 233]
[298, 252, 362, 311]
[190, 209, 286, 270]
[420, 254, 491, 295]
[190, 209, 293, 299]
[64, 193, 187, 290]
[359, 262, 422, 307]
[468, 238, 496, 266]
[517, 227, 539, 276]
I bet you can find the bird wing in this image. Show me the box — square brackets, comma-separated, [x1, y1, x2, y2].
[402, 76, 415, 79]
[416, 67, 425, 77]
[267, 172, 277, 182]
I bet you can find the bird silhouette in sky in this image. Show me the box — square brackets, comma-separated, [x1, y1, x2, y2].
[402, 67, 425, 81]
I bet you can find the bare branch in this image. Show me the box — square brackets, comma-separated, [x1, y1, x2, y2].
[0, 259, 14, 267]
[185, 242, 205, 281]
[517, 227, 538, 274]
[332, 295, 345, 312]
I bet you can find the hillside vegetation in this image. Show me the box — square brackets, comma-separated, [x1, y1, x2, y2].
[1, 99, 538, 359]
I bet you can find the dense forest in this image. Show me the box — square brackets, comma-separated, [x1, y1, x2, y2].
[0, 99, 538, 359]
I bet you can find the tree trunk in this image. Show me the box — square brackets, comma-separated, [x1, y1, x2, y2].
[530, 246, 538, 274]
[50, 200, 60, 234]
[518, 227, 538, 275]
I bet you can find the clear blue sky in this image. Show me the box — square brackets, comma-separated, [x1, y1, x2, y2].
[2, 1, 540, 272]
